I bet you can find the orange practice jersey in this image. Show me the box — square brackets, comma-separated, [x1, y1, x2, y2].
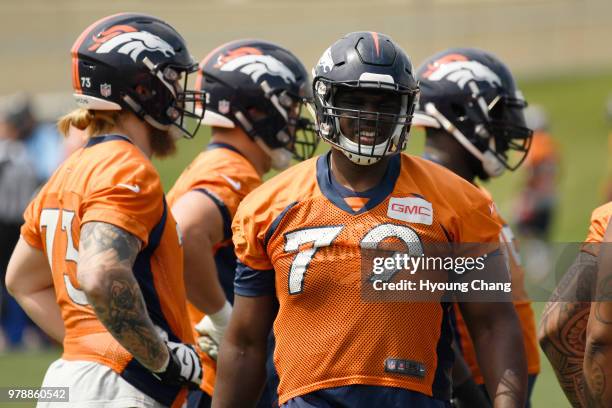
[582, 201, 612, 257]
[453, 188, 540, 384]
[232, 152, 503, 404]
[21, 135, 193, 407]
[167, 143, 262, 395]
[585, 201, 612, 243]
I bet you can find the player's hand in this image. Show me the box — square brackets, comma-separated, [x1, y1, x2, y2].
[197, 332, 219, 360]
[452, 377, 491, 408]
[195, 301, 232, 361]
[152, 341, 202, 389]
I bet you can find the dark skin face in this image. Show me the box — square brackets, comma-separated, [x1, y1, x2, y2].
[330, 88, 403, 192]
[334, 88, 402, 146]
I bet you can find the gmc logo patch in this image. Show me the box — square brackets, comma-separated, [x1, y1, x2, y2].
[387, 197, 433, 225]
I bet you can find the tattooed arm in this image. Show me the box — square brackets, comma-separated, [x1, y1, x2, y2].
[77, 221, 169, 372]
[538, 250, 597, 407]
[584, 218, 612, 407]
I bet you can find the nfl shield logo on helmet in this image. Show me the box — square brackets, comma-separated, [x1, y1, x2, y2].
[218, 99, 230, 114]
[100, 83, 112, 97]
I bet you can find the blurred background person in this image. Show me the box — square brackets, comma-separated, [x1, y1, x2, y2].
[0, 92, 70, 350]
[0, 93, 64, 183]
[514, 104, 560, 283]
[515, 104, 559, 240]
[0, 95, 44, 350]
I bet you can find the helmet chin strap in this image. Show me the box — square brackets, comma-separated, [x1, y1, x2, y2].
[424, 102, 505, 177]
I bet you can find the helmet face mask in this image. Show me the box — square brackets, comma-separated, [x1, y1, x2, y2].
[315, 82, 416, 165]
[312, 32, 420, 166]
[486, 94, 533, 169]
[277, 91, 319, 162]
[166, 66, 207, 139]
[72, 13, 206, 139]
[197, 40, 319, 168]
[127, 63, 204, 140]
[414, 48, 533, 177]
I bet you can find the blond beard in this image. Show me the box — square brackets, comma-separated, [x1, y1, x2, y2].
[149, 128, 177, 158]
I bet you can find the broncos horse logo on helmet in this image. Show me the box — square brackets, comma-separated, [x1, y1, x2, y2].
[90, 26, 176, 62]
[196, 39, 318, 169]
[72, 13, 204, 139]
[220, 54, 297, 85]
[423, 58, 502, 90]
[414, 48, 533, 178]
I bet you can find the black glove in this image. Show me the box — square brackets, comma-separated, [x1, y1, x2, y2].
[152, 341, 202, 390]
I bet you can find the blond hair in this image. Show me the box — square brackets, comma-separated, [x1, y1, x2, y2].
[57, 108, 121, 138]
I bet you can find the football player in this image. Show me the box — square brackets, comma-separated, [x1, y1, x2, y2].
[515, 104, 559, 241]
[167, 39, 317, 408]
[212, 32, 527, 407]
[513, 105, 559, 284]
[412, 48, 539, 407]
[583, 206, 612, 406]
[5, 13, 204, 407]
[539, 202, 612, 406]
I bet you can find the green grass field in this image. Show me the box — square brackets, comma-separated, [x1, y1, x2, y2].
[2, 70, 611, 407]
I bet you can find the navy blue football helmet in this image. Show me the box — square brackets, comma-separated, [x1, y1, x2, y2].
[413, 48, 532, 177]
[71, 13, 204, 139]
[196, 39, 317, 169]
[312, 32, 420, 165]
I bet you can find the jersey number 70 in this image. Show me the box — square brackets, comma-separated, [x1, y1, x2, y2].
[283, 224, 423, 295]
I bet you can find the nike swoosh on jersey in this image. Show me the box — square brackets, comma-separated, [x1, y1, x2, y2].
[219, 174, 241, 191]
[117, 183, 141, 193]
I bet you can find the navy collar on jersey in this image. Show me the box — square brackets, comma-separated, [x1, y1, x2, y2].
[316, 151, 401, 215]
[207, 142, 246, 158]
[85, 134, 133, 148]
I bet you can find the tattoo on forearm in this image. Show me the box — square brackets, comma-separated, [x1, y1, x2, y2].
[539, 252, 597, 407]
[91, 272, 166, 369]
[79, 222, 167, 371]
[594, 275, 612, 324]
[583, 359, 606, 407]
[80, 221, 140, 263]
[540, 305, 590, 407]
[582, 271, 612, 407]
